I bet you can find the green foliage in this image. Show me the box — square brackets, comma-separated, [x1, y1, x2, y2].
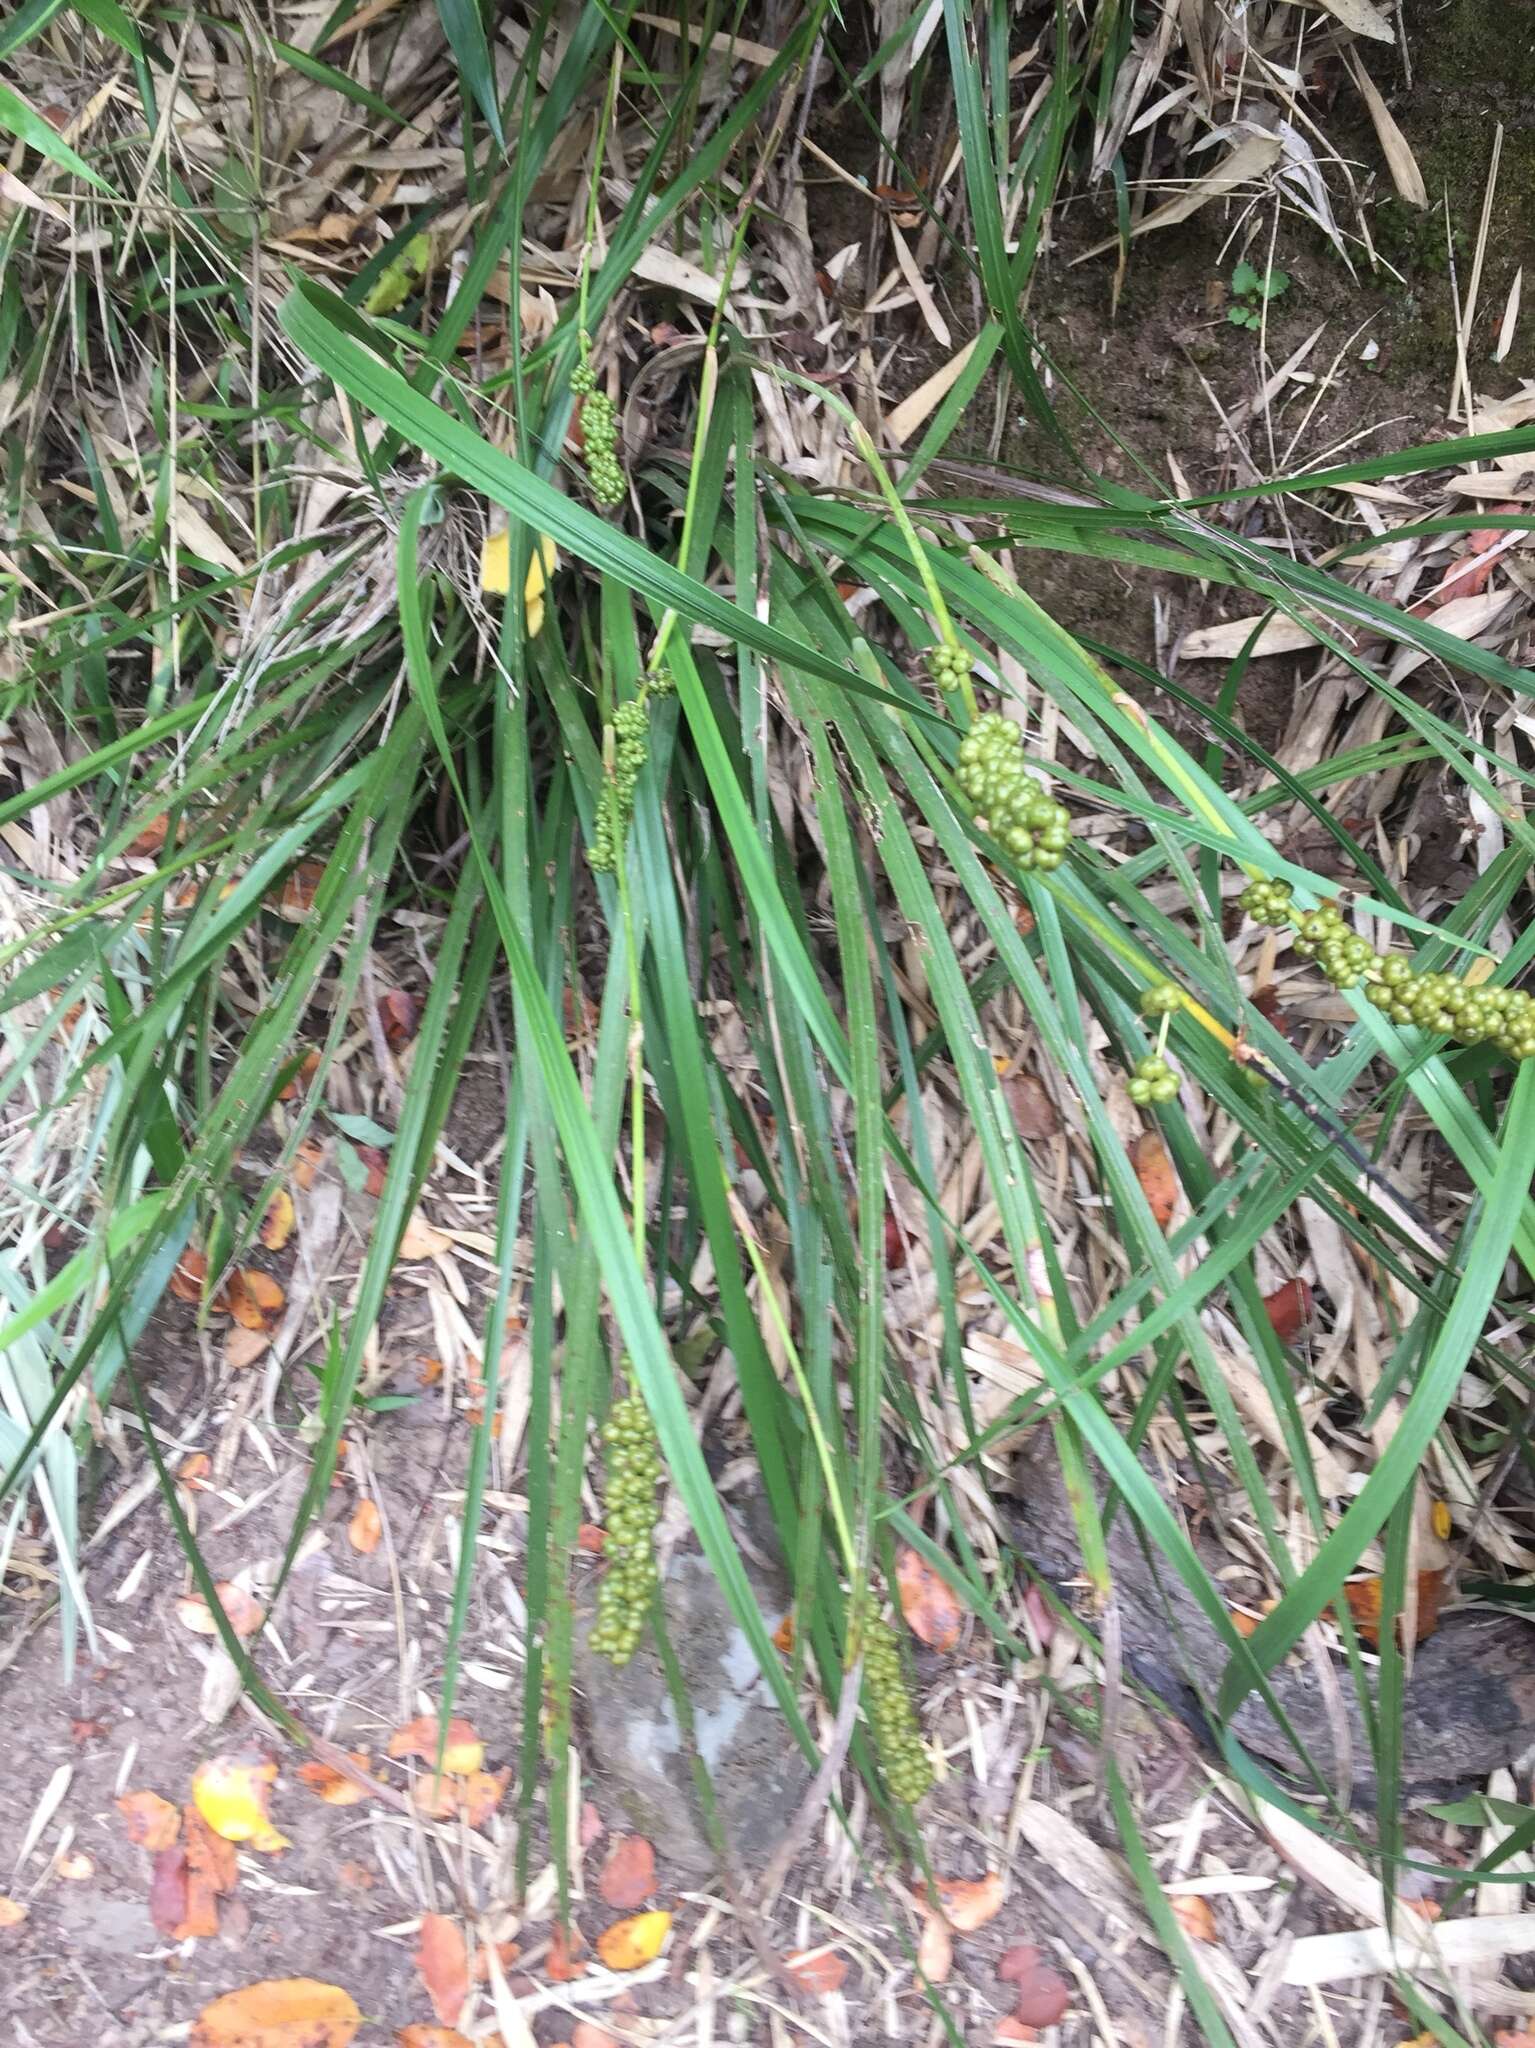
[1228, 257, 1290, 327]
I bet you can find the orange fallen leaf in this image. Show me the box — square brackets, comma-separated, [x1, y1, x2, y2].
[597, 1834, 656, 1909]
[222, 1267, 285, 1332]
[772, 1612, 795, 1655]
[337, 1860, 375, 1890]
[297, 1754, 376, 1806]
[1261, 1276, 1313, 1345]
[398, 1211, 451, 1260]
[170, 1246, 209, 1302]
[274, 861, 327, 921]
[191, 1978, 361, 2047]
[1338, 1569, 1445, 1648]
[570, 2028, 617, 2048]
[784, 1946, 848, 1995]
[277, 1049, 323, 1103]
[916, 1908, 952, 1984]
[1131, 1128, 1177, 1229]
[225, 1324, 272, 1369]
[1432, 1498, 1452, 1542]
[416, 1912, 469, 2026]
[191, 1754, 289, 1852]
[0, 1896, 26, 1927]
[117, 1788, 182, 1851]
[176, 1581, 266, 1638]
[388, 1715, 484, 1776]
[55, 1848, 94, 1880]
[179, 1805, 239, 1939]
[126, 813, 171, 857]
[397, 2032, 482, 2048]
[291, 1137, 326, 1189]
[177, 1452, 213, 1490]
[348, 1499, 382, 1554]
[1494, 2033, 1535, 2047]
[260, 1189, 296, 1252]
[896, 1547, 962, 1652]
[596, 1910, 671, 1970]
[937, 1871, 1004, 1932]
[410, 1768, 507, 1827]
[545, 1920, 587, 1981]
[1169, 1891, 1217, 1942]
[1229, 1607, 1262, 1638]
[576, 1522, 606, 1554]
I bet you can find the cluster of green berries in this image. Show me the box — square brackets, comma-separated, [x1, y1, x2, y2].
[1240, 880, 1535, 1059]
[956, 714, 1073, 872]
[591, 1392, 663, 1666]
[926, 640, 973, 690]
[862, 1607, 933, 1806]
[1128, 1054, 1180, 1105]
[590, 697, 650, 873]
[1140, 981, 1181, 1016]
[571, 358, 624, 508]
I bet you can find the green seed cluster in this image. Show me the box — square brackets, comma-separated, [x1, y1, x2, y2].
[591, 1393, 662, 1666]
[1240, 880, 1535, 1058]
[862, 1609, 933, 1806]
[590, 697, 650, 873]
[956, 714, 1073, 872]
[1140, 980, 1181, 1015]
[926, 641, 973, 690]
[1128, 1054, 1180, 1105]
[572, 358, 625, 508]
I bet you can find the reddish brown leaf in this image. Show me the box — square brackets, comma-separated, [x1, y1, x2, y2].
[576, 1522, 606, 1554]
[70, 1717, 108, 1744]
[148, 1845, 190, 1936]
[597, 1835, 656, 1910]
[118, 1788, 181, 1851]
[416, 1912, 469, 2026]
[884, 1205, 909, 1272]
[1004, 1070, 1060, 1141]
[1261, 1276, 1313, 1345]
[126, 813, 171, 857]
[783, 1946, 848, 1995]
[378, 988, 420, 1048]
[1131, 1128, 1177, 1229]
[997, 1944, 1072, 2029]
[895, 1546, 962, 1652]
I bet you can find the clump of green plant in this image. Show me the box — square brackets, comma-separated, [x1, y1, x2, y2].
[591, 1389, 663, 1666]
[1227, 257, 1289, 328]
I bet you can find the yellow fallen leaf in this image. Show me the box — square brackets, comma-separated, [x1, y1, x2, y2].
[387, 1714, 485, 1776]
[480, 528, 558, 638]
[56, 1848, 95, 1880]
[260, 1188, 296, 1252]
[595, 1909, 671, 1970]
[916, 1907, 952, 1984]
[0, 1895, 27, 1926]
[191, 1755, 290, 1852]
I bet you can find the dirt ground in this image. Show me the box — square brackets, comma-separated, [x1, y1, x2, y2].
[3, 8, 1529, 2044]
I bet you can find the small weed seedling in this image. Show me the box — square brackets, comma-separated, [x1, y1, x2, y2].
[1228, 257, 1289, 328]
